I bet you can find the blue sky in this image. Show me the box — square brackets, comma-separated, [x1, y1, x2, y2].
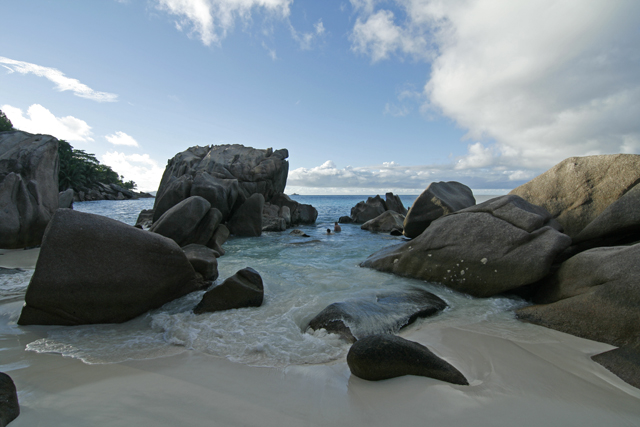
[2, 1, 639, 194]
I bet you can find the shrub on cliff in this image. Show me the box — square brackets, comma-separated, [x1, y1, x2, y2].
[0, 109, 13, 131]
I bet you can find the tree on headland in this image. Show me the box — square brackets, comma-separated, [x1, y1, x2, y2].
[0, 109, 14, 131]
[58, 139, 137, 192]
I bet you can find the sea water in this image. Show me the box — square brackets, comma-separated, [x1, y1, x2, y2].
[1, 195, 528, 367]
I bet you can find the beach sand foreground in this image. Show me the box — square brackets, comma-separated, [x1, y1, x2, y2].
[2, 250, 640, 426]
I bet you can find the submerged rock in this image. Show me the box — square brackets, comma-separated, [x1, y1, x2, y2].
[194, 267, 264, 314]
[347, 334, 469, 384]
[362, 195, 571, 298]
[18, 209, 204, 326]
[403, 181, 475, 239]
[0, 372, 19, 426]
[509, 154, 640, 238]
[517, 244, 640, 347]
[307, 288, 447, 342]
[0, 131, 59, 249]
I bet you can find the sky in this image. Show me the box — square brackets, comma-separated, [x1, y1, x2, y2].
[1, 0, 639, 194]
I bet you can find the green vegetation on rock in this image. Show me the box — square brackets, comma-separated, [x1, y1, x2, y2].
[0, 109, 14, 132]
[58, 139, 137, 192]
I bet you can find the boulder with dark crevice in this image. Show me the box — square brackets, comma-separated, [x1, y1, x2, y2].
[227, 193, 264, 237]
[149, 196, 214, 246]
[347, 334, 469, 384]
[182, 244, 219, 282]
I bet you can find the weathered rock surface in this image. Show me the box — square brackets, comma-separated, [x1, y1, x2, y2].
[516, 244, 640, 347]
[347, 335, 469, 384]
[0, 372, 19, 426]
[361, 210, 405, 233]
[227, 193, 264, 237]
[362, 195, 571, 298]
[572, 183, 640, 248]
[194, 267, 263, 314]
[208, 224, 229, 256]
[385, 192, 407, 215]
[307, 288, 447, 342]
[182, 244, 219, 281]
[268, 193, 317, 225]
[58, 188, 74, 209]
[262, 202, 287, 231]
[350, 195, 387, 224]
[135, 209, 154, 229]
[18, 209, 204, 326]
[153, 145, 289, 222]
[592, 342, 640, 390]
[149, 196, 221, 246]
[403, 181, 475, 239]
[0, 131, 59, 249]
[509, 154, 640, 238]
[289, 229, 310, 237]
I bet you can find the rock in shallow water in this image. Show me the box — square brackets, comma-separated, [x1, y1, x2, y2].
[347, 334, 469, 384]
[194, 267, 264, 314]
[307, 288, 447, 342]
[18, 209, 205, 326]
[0, 372, 19, 426]
[362, 195, 571, 298]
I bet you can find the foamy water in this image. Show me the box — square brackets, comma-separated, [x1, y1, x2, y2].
[4, 194, 529, 367]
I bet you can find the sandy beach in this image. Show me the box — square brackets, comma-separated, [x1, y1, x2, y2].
[2, 249, 640, 427]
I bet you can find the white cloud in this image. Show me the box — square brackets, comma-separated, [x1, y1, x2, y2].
[100, 151, 165, 192]
[0, 56, 118, 102]
[105, 131, 139, 147]
[2, 104, 93, 142]
[350, 0, 640, 172]
[287, 159, 523, 194]
[155, 0, 292, 46]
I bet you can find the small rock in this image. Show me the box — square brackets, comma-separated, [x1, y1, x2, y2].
[347, 334, 469, 384]
[194, 267, 263, 314]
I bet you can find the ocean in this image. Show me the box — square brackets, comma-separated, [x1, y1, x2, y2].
[1, 194, 526, 367]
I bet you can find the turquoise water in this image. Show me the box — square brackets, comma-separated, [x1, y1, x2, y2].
[3, 194, 525, 367]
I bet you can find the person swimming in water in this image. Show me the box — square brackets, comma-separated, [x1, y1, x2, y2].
[326, 228, 332, 234]
[334, 222, 341, 232]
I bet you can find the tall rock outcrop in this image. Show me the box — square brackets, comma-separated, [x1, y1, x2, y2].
[0, 131, 59, 248]
[153, 145, 289, 223]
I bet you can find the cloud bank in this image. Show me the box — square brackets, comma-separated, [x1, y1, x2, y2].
[2, 104, 94, 142]
[100, 151, 165, 192]
[0, 57, 118, 102]
[350, 0, 640, 172]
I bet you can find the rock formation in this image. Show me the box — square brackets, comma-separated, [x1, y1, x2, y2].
[361, 210, 406, 233]
[194, 267, 264, 314]
[307, 288, 447, 342]
[347, 335, 469, 384]
[153, 145, 289, 222]
[362, 195, 571, 297]
[517, 244, 640, 347]
[403, 181, 475, 239]
[509, 154, 640, 238]
[0, 372, 19, 426]
[350, 195, 387, 224]
[0, 131, 59, 248]
[73, 182, 153, 202]
[182, 244, 219, 281]
[149, 196, 223, 246]
[18, 209, 205, 325]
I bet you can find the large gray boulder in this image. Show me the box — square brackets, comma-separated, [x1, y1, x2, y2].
[227, 193, 264, 237]
[385, 192, 407, 215]
[517, 244, 640, 347]
[149, 196, 221, 247]
[350, 195, 387, 224]
[269, 193, 317, 225]
[58, 188, 74, 209]
[0, 372, 19, 426]
[182, 244, 219, 281]
[403, 181, 475, 239]
[0, 131, 59, 248]
[509, 154, 640, 238]
[194, 267, 263, 314]
[307, 289, 447, 342]
[361, 210, 405, 233]
[362, 195, 571, 298]
[347, 335, 469, 384]
[153, 145, 289, 222]
[18, 209, 205, 326]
